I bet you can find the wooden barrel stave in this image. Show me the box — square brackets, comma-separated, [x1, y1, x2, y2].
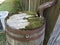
[6, 33, 44, 45]
[6, 24, 45, 45]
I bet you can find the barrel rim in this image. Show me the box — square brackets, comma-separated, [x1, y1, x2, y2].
[6, 23, 45, 35]
[6, 31, 45, 41]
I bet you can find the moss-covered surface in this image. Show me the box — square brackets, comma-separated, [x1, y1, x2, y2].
[6, 11, 45, 30]
[20, 11, 45, 30]
[25, 17, 44, 30]
[0, 0, 45, 30]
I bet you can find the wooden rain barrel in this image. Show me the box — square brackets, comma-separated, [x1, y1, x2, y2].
[5, 0, 57, 45]
[6, 22, 45, 45]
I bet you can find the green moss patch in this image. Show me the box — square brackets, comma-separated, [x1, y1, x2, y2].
[20, 11, 45, 30]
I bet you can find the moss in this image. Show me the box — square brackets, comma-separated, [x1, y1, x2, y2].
[21, 11, 45, 30]
[25, 17, 44, 30]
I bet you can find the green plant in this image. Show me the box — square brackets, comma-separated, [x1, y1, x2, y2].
[14, 0, 23, 13]
[0, 0, 23, 14]
[0, 31, 6, 45]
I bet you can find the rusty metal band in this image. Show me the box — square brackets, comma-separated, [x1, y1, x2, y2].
[6, 31, 44, 41]
[37, 0, 57, 17]
[6, 24, 45, 35]
[8, 41, 43, 45]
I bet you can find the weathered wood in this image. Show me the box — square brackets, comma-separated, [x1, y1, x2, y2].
[20, 0, 41, 12]
[47, 15, 60, 45]
[6, 0, 57, 45]
[6, 24, 45, 45]
[37, 0, 57, 17]
[43, 0, 59, 45]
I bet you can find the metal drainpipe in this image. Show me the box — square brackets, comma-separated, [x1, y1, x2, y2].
[37, 0, 57, 18]
[37, 0, 58, 45]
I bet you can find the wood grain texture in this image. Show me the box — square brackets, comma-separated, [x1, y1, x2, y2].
[6, 24, 45, 45]
[20, 0, 40, 12]
[43, 0, 59, 45]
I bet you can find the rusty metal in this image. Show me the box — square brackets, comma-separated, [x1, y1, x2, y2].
[37, 0, 57, 17]
[6, 31, 44, 42]
[6, 24, 45, 35]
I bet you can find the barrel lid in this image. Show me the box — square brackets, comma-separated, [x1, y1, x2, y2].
[6, 12, 45, 30]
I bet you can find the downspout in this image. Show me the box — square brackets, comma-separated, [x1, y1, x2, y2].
[37, 0, 57, 18]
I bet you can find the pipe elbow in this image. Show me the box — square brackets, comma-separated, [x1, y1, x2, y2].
[37, 0, 57, 17]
